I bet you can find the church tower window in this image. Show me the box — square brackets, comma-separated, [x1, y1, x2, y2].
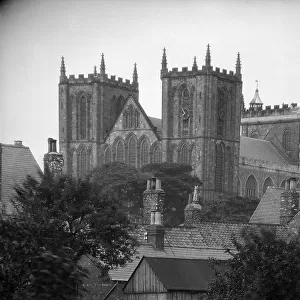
[153, 145, 162, 163]
[128, 136, 137, 167]
[283, 130, 291, 151]
[215, 143, 225, 192]
[116, 141, 124, 162]
[79, 147, 87, 177]
[79, 96, 87, 139]
[140, 140, 149, 166]
[179, 143, 189, 164]
[128, 105, 134, 128]
[246, 175, 257, 198]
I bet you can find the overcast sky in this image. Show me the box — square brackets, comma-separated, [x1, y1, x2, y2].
[0, 0, 299, 168]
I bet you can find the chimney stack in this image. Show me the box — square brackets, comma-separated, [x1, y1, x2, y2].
[184, 185, 202, 227]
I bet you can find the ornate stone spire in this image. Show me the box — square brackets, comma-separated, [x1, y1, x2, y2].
[162, 47, 167, 70]
[133, 62, 138, 83]
[100, 53, 106, 75]
[205, 44, 211, 66]
[235, 52, 241, 75]
[93, 65, 97, 76]
[192, 56, 198, 71]
[60, 56, 66, 77]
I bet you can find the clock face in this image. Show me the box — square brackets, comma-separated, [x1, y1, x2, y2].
[181, 108, 190, 120]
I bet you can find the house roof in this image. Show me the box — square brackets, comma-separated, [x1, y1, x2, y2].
[143, 257, 222, 292]
[0, 142, 41, 214]
[240, 136, 289, 165]
[110, 222, 288, 282]
[250, 187, 283, 224]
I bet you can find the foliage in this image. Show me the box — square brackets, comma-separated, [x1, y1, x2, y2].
[0, 217, 87, 300]
[12, 169, 136, 273]
[199, 195, 259, 223]
[208, 227, 300, 300]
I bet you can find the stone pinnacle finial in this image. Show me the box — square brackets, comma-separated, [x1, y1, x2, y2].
[60, 56, 66, 76]
[236, 52, 241, 75]
[100, 53, 106, 75]
[192, 185, 201, 204]
[93, 65, 97, 76]
[205, 44, 211, 66]
[192, 56, 198, 71]
[133, 62, 138, 83]
[162, 47, 167, 70]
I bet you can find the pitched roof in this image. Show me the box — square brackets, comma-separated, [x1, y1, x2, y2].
[240, 136, 289, 165]
[0, 142, 41, 214]
[144, 257, 222, 292]
[110, 222, 287, 281]
[250, 187, 283, 224]
[148, 117, 162, 137]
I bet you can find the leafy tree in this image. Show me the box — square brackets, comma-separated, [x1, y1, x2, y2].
[12, 170, 136, 274]
[208, 227, 300, 300]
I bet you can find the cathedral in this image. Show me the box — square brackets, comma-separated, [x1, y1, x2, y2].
[58, 45, 300, 201]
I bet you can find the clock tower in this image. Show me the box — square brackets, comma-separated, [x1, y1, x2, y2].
[44, 138, 64, 176]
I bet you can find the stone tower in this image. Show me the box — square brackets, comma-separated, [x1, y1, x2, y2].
[58, 55, 139, 177]
[161, 45, 243, 201]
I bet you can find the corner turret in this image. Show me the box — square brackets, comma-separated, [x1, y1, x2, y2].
[60, 56, 68, 83]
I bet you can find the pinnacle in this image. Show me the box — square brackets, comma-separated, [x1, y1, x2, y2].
[205, 44, 211, 66]
[100, 53, 106, 74]
[133, 62, 138, 82]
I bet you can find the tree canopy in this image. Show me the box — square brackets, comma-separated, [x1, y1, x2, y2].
[208, 227, 300, 300]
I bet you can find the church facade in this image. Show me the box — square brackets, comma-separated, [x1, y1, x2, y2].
[58, 46, 300, 201]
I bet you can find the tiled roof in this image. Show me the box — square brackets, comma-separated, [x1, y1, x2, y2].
[250, 187, 283, 224]
[110, 222, 287, 282]
[0, 142, 41, 214]
[240, 136, 289, 165]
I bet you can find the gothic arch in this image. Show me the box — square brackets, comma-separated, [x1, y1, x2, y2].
[262, 177, 274, 195]
[179, 143, 189, 164]
[245, 174, 258, 198]
[140, 138, 150, 167]
[103, 147, 112, 164]
[282, 129, 292, 151]
[151, 142, 162, 164]
[112, 137, 125, 162]
[127, 135, 137, 167]
[168, 143, 178, 163]
[77, 145, 88, 178]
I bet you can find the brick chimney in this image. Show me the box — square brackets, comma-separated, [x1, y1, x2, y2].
[146, 204, 165, 250]
[143, 178, 165, 225]
[184, 185, 202, 227]
[280, 178, 299, 224]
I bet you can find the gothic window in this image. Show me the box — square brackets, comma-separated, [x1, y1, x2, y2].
[79, 147, 87, 177]
[215, 143, 225, 192]
[263, 177, 274, 194]
[140, 140, 149, 167]
[246, 175, 257, 198]
[169, 147, 176, 163]
[153, 145, 162, 163]
[134, 110, 140, 128]
[283, 130, 291, 151]
[128, 136, 137, 167]
[179, 143, 189, 164]
[116, 141, 124, 162]
[217, 87, 226, 138]
[104, 148, 111, 164]
[79, 96, 87, 139]
[250, 131, 259, 139]
[128, 105, 134, 128]
[123, 111, 128, 129]
[183, 88, 189, 101]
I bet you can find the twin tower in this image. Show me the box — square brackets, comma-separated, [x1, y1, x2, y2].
[59, 45, 243, 201]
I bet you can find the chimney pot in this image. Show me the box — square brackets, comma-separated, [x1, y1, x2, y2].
[14, 140, 22, 146]
[156, 178, 162, 190]
[48, 138, 53, 153]
[151, 178, 156, 190]
[52, 139, 57, 153]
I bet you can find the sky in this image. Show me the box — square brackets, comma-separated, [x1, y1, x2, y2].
[0, 0, 299, 168]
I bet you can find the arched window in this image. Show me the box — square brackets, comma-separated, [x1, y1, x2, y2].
[123, 111, 128, 129]
[183, 88, 189, 100]
[128, 105, 134, 128]
[280, 180, 286, 188]
[250, 131, 259, 139]
[153, 145, 162, 163]
[79, 96, 87, 139]
[283, 130, 291, 151]
[215, 143, 225, 192]
[116, 141, 124, 162]
[128, 137, 137, 167]
[246, 175, 257, 198]
[179, 144, 189, 164]
[169, 147, 176, 163]
[79, 147, 87, 177]
[104, 148, 111, 164]
[134, 110, 140, 128]
[263, 177, 274, 194]
[140, 140, 149, 167]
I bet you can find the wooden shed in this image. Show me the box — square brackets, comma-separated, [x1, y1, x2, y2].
[123, 256, 219, 300]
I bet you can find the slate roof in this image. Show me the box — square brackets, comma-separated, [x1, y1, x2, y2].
[240, 136, 289, 165]
[249, 186, 283, 224]
[0, 142, 41, 214]
[137, 257, 223, 292]
[109, 222, 288, 282]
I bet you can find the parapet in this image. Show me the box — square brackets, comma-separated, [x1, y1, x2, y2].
[64, 73, 138, 90]
[243, 103, 299, 119]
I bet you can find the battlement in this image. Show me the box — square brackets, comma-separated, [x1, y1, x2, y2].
[65, 73, 138, 89]
[243, 103, 298, 119]
[164, 65, 238, 81]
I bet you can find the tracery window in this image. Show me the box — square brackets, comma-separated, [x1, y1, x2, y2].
[128, 137, 137, 167]
[169, 147, 176, 163]
[153, 145, 162, 163]
[140, 140, 149, 167]
[283, 130, 291, 151]
[79, 147, 87, 177]
[217, 87, 227, 138]
[116, 141, 124, 162]
[215, 143, 225, 192]
[104, 148, 111, 164]
[263, 177, 274, 195]
[179, 144, 189, 164]
[79, 96, 87, 139]
[246, 175, 257, 198]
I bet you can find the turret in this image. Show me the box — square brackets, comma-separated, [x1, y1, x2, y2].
[249, 81, 263, 110]
[205, 44, 211, 67]
[235, 52, 242, 80]
[161, 47, 168, 77]
[60, 56, 67, 83]
[192, 56, 198, 71]
[93, 65, 97, 77]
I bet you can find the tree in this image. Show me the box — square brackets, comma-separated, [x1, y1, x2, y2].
[208, 227, 300, 300]
[12, 170, 136, 274]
